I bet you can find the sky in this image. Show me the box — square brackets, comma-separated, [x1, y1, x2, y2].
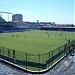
[0, 0, 74, 24]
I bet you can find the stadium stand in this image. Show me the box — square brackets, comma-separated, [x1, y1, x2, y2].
[0, 16, 6, 22]
[0, 17, 75, 32]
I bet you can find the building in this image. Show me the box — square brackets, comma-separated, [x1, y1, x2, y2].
[12, 14, 23, 22]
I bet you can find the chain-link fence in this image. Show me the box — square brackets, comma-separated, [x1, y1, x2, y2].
[0, 40, 75, 71]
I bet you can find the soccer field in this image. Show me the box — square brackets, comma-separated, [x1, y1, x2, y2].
[0, 30, 75, 54]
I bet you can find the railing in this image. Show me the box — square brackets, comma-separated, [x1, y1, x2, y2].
[0, 40, 75, 72]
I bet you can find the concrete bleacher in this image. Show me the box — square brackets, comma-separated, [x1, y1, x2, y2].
[0, 22, 31, 32]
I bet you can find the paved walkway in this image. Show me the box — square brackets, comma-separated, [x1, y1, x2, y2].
[0, 50, 75, 75]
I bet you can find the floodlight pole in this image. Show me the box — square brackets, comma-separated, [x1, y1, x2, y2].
[0, 11, 14, 22]
[0, 12, 2, 17]
[8, 13, 9, 22]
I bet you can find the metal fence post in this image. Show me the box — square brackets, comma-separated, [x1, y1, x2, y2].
[59, 47, 60, 59]
[48, 51, 50, 67]
[13, 50, 15, 63]
[51, 50, 53, 66]
[8, 50, 10, 57]
[26, 53, 27, 69]
[39, 54, 40, 71]
[13, 50, 15, 58]
[64, 45, 66, 55]
[49, 51, 50, 59]
[3, 47, 4, 55]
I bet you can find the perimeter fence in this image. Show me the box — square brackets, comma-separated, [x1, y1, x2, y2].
[0, 40, 75, 72]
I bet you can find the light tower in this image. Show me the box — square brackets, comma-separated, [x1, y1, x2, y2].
[0, 11, 14, 22]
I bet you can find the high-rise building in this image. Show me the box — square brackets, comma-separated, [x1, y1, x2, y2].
[12, 14, 23, 22]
